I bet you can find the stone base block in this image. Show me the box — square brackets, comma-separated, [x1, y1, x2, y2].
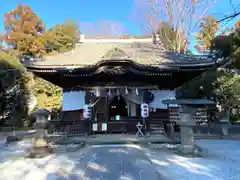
[222, 126, 229, 136]
[5, 136, 21, 143]
[26, 137, 52, 158]
[178, 144, 195, 155]
[35, 138, 48, 147]
[26, 146, 52, 158]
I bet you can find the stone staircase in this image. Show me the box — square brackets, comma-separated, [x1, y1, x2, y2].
[149, 109, 169, 135]
[149, 120, 166, 135]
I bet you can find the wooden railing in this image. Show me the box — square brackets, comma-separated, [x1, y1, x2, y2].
[48, 119, 144, 135]
[48, 121, 85, 136]
[47, 116, 173, 136]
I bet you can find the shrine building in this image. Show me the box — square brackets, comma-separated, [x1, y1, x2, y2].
[23, 35, 218, 134]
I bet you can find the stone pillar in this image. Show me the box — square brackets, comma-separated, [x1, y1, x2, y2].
[222, 124, 229, 136]
[177, 106, 196, 155]
[27, 108, 52, 158]
[220, 111, 230, 136]
[3, 126, 21, 143]
[166, 122, 174, 139]
[5, 108, 22, 143]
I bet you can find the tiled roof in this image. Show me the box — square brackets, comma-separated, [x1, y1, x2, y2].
[83, 35, 153, 39]
[23, 41, 216, 69]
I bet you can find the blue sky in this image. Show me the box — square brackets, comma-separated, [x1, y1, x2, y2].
[0, 0, 240, 53]
[0, 0, 139, 34]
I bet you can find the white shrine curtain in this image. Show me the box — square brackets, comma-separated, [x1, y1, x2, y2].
[121, 91, 143, 105]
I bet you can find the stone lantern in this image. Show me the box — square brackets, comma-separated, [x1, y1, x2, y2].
[163, 99, 215, 155]
[177, 106, 196, 154]
[27, 108, 52, 158]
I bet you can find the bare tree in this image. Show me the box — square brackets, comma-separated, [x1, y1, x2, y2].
[80, 20, 127, 36]
[133, 0, 216, 52]
[218, 0, 240, 22]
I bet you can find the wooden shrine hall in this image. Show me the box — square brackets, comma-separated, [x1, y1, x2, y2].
[23, 35, 219, 135]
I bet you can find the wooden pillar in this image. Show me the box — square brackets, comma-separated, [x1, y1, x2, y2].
[105, 96, 108, 121]
[131, 103, 137, 116]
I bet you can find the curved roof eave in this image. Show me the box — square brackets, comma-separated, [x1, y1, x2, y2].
[23, 57, 217, 72]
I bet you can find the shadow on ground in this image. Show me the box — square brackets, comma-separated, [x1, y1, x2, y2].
[0, 143, 161, 180]
[2, 141, 240, 180]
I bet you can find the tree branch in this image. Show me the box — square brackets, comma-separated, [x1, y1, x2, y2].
[133, 0, 215, 52]
[218, 11, 240, 22]
[218, 0, 240, 22]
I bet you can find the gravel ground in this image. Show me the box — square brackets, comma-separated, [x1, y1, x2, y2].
[0, 143, 161, 180]
[146, 147, 240, 180]
[196, 139, 240, 164]
[1, 140, 240, 180]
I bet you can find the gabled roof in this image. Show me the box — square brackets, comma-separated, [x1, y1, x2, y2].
[23, 36, 217, 69]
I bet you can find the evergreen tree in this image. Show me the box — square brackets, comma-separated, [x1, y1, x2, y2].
[211, 21, 240, 68]
[45, 20, 80, 53]
[32, 77, 62, 113]
[0, 51, 29, 125]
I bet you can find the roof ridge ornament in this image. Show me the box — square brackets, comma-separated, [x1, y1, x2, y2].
[93, 65, 129, 75]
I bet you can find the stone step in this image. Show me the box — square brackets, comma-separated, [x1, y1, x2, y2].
[150, 129, 165, 132]
[150, 127, 164, 130]
[150, 122, 167, 124]
[150, 121, 165, 134]
[150, 131, 165, 134]
[150, 122, 165, 124]
[150, 128, 164, 131]
[150, 124, 164, 127]
[150, 125, 165, 128]
[150, 127, 165, 131]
